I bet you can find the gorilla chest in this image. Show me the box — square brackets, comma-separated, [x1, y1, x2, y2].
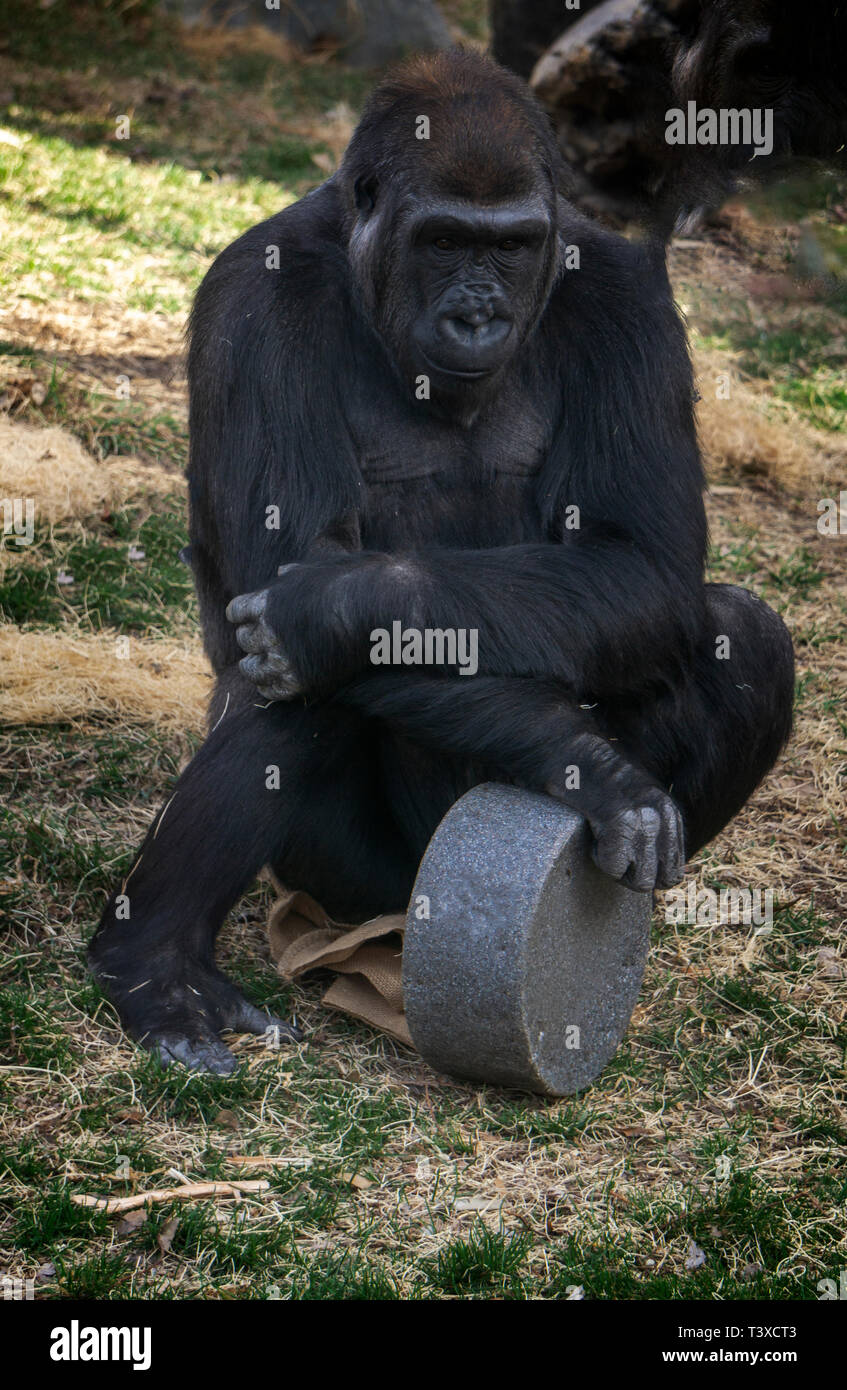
[352, 389, 552, 549]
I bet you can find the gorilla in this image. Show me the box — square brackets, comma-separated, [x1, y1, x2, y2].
[491, 1, 847, 220]
[671, 0, 847, 209]
[89, 49, 794, 1073]
[675, 0, 847, 164]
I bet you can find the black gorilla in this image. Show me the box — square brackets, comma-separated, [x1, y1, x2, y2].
[671, 0, 847, 208]
[90, 49, 794, 1073]
[491, 1, 847, 220]
[676, 0, 847, 164]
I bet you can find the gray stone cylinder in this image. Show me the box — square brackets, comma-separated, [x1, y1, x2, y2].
[404, 783, 652, 1095]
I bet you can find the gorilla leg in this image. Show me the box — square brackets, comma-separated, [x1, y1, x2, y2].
[344, 584, 793, 875]
[605, 583, 795, 855]
[92, 587, 790, 1073]
[90, 676, 416, 1072]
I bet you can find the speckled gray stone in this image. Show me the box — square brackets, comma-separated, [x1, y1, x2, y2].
[403, 783, 652, 1095]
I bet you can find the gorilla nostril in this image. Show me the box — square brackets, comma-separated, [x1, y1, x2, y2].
[440, 314, 511, 357]
[463, 308, 493, 328]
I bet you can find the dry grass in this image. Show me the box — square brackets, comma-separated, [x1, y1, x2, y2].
[0, 416, 182, 547]
[694, 345, 847, 494]
[0, 625, 208, 729]
[2, 408, 843, 1298]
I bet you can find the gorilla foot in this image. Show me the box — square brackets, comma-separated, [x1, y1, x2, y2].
[147, 995, 303, 1075]
[90, 950, 302, 1074]
[152, 1025, 242, 1076]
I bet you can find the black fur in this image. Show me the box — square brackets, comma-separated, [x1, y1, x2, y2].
[672, 0, 847, 209]
[89, 50, 794, 1073]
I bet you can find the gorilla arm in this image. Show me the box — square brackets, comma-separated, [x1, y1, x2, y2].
[227, 565, 690, 891]
[228, 293, 708, 709]
[227, 526, 704, 703]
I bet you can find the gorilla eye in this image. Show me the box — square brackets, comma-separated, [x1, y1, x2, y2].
[498, 239, 521, 251]
[433, 237, 457, 251]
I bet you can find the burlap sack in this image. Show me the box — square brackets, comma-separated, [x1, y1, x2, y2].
[267, 879, 412, 1045]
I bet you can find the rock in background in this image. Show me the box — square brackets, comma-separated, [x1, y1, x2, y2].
[489, 0, 606, 81]
[493, 0, 700, 221]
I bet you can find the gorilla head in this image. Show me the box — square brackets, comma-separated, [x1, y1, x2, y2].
[339, 50, 567, 397]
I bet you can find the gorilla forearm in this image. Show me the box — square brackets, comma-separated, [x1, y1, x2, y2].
[340, 671, 686, 891]
[229, 539, 704, 700]
[344, 671, 639, 802]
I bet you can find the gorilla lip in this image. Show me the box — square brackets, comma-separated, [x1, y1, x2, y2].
[419, 350, 498, 381]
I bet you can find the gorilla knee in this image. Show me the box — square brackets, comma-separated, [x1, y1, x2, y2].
[708, 583, 794, 750]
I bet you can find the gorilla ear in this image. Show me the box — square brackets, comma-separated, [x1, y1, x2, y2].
[354, 175, 379, 215]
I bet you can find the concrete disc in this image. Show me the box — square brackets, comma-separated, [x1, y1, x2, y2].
[403, 783, 652, 1095]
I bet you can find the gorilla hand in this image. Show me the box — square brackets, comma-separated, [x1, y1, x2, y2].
[587, 791, 685, 892]
[226, 554, 379, 699]
[546, 738, 685, 892]
[227, 580, 305, 700]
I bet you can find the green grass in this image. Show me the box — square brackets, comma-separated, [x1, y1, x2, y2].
[683, 171, 847, 433]
[418, 1224, 532, 1296]
[0, 133, 285, 312]
[0, 500, 193, 631]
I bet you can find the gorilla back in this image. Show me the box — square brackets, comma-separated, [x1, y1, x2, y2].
[89, 49, 793, 1074]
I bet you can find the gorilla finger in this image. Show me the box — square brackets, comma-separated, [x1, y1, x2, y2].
[239, 652, 295, 685]
[257, 684, 300, 702]
[633, 807, 662, 891]
[153, 1033, 238, 1075]
[234, 621, 267, 654]
[226, 591, 267, 625]
[622, 809, 661, 892]
[592, 840, 627, 881]
[657, 807, 686, 887]
[223, 997, 302, 1040]
[590, 807, 638, 872]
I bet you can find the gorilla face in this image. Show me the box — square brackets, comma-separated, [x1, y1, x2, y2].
[404, 197, 554, 382]
[347, 180, 560, 401]
[339, 47, 569, 406]
[340, 49, 567, 409]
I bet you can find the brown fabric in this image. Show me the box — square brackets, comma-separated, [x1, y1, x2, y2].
[267, 880, 412, 1046]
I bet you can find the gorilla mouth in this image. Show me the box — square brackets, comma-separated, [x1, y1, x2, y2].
[426, 316, 515, 381]
[419, 349, 501, 382]
[427, 361, 490, 380]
